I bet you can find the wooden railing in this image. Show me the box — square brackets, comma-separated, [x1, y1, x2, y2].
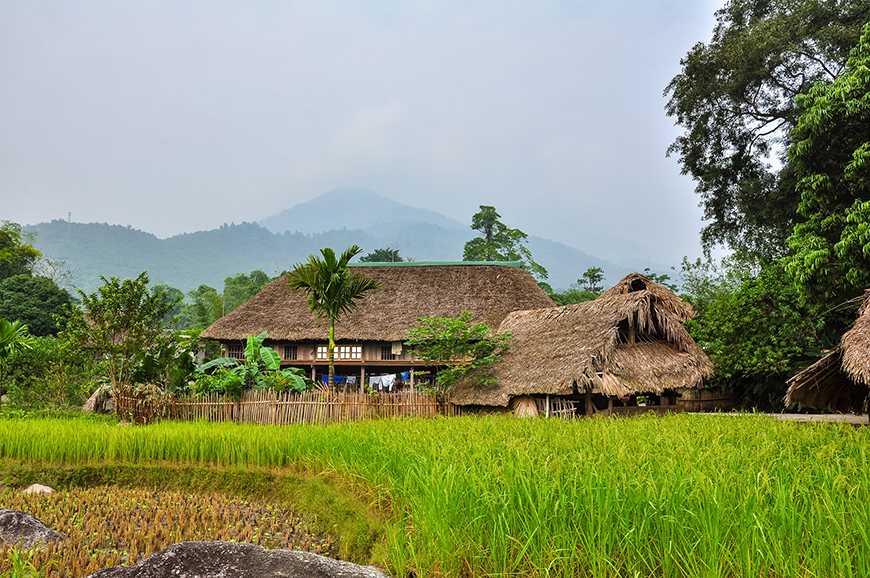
[115, 388, 452, 426]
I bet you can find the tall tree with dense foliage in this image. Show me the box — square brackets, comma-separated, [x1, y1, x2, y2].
[681, 258, 833, 410]
[579, 267, 605, 294]
[0, 274, 72, 336]
[286, 246, 382, 388]
[462, 205, 547, 281]
[665, 0, 870, 259]
[786, 24, 870, 305]
[0, 221, 41, 280]
[63, 272, 179, 390]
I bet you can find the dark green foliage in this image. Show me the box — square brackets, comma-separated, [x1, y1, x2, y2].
[683, 259, 829, 410]
[665, 0, 870, 258]
[184, 284, 224, 330]
[462, 205, 548, 281]
[222, 270, 271, 313]
[545, 286, 599, 306]
[359, 247, 403, 262]
[0, 221, 41, 280]
[786, 24, 870, 306]
[0, 274, 72, 336]
[151, 284, 185, 327]
[3, 336, 95, 408]
[404, 311, 512, 391]
[130, 331, 199, 394]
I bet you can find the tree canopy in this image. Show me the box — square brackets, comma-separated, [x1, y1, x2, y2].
[359, 247, 403, 262]
[404, 311, 512, 391]
[223, 270, 272, 313]
[0, 221, 41, 280]
[0, 274, 72, 336]
[786, 23, 870, 305]
[462, 205, 547, 280]
[665, 0, 870, 259]
[63, 272, 180, 390]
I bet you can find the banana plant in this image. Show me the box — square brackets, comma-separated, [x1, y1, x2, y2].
[197, 331, 315, 393]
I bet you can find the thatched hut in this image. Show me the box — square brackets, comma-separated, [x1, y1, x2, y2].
[449, 273, 713, 415]
[200, 262, 554, 389]
[785, 290, 870, 413]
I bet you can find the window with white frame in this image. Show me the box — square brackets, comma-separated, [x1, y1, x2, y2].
[338, 345, 362, 360]
[317, 345, 362, 360]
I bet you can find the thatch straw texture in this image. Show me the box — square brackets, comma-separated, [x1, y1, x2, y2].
[449, 274, 712, 406]
[786, 290, 870, 412]
[200, 264, 554, 342]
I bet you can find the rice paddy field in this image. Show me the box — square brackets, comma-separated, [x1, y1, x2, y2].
[0, 413, 868, 578]
[0, 486, 335, 577]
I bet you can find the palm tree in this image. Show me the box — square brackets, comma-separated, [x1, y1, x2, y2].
[286, 246, 382, 390]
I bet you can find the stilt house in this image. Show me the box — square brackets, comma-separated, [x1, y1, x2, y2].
[199, 262, 554, 389]
[449, 273, 713, 415]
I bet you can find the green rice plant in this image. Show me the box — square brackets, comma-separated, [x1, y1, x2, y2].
[0, 414, 867, 577]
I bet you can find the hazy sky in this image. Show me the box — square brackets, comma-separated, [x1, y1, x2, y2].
[1, 0, 724, 265]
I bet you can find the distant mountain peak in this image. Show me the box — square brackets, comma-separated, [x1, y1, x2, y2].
[259, 187, 465, 235]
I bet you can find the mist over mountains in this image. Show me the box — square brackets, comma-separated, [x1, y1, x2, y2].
[26, 189, 671, 294]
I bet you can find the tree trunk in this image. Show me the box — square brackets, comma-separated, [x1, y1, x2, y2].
[328, 320, 335, 390]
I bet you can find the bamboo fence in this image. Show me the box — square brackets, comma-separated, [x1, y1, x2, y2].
[115, 388, 449, 426]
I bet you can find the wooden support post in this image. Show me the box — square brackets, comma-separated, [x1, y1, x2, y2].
[607, 397, 613, 417]
[360, 366, 365, 394]
[585, 388, 593, 417]
[545, 394, 550, 418]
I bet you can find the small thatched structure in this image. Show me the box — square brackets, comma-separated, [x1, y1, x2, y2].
[201, 263, 553, 342]
[449, 273, 713, 408]
[785, 290, 870, 412]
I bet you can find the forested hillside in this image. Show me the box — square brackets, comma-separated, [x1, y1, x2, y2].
[26, 219, 624, 293]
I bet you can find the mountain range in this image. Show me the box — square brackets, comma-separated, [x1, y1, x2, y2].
[25, 188, 671, 294]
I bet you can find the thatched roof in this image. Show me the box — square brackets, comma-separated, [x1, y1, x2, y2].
[200, 263, 554, 342]
[785, 290, 870, 412]
[449, 273, 713, 406]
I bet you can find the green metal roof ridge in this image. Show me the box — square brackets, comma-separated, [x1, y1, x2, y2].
[349, 261, 523, 267]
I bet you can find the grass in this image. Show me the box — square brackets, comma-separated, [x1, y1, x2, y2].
[0, 413, 867, 577]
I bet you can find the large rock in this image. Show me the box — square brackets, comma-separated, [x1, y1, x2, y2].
[0, 509, 66, 549]
[86, 541, 390, 578]
[21, 484, 54, 495]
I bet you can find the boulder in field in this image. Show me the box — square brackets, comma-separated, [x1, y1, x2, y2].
[0, 509, 66, 549]
[86, 541, 390, 578]
[21, 484, 54, 495]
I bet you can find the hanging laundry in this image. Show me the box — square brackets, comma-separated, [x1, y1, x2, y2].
[347, 376, 357, 385]
[381, 374, 396, 392]
[333, 375, 345, 384]
[320, 374, 329, 385]
[369, 376, 381, 390]
[400, 371, 410, 381]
